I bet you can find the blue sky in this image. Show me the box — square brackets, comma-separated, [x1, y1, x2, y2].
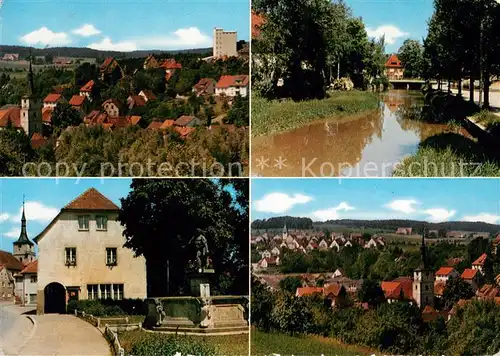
[0, 179, 132, 253]
[346, 0, 434, 53]
[0, 0, 249, 51]
[252, 179, 500, 224]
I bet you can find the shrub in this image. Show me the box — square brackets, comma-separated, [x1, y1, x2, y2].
[129, 334, 217, 356]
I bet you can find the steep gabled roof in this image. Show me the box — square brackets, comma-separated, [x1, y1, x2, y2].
[63, 188, 119, 211]
[20, 260, 37, 274]
[385, 54, 403, 68]
[0, 250, 24, 271]
[472, 253, 487, 266]
[80, 80, 95, 92]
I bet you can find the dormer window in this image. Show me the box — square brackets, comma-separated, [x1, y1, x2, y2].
[96, 216, 108, 231]
[78, 215, 89, 231]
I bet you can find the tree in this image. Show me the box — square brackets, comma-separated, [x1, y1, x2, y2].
[74, 62, 98, 87]
[441, 277, 474, 310]
[398, 39, 424, 78]
[279, 276, 303, 294]
[225, 95, 249, 126]
[0, 127, 35, 176]
[51, 102, 82, 130]
[358, 279, 385, 308]
[118, 179, 248, 297]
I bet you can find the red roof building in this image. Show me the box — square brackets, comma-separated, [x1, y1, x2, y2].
[385, 54, 404, 80]
[296, 287, 324, 297]
[63, 187, 119, 211]
[160, 59, 182, 70]
[0, 106, 21, 128]
[216, 75, 249, 89]
[69, 95, 87, 109]
[20, 260, 38, 274]
[80, 80, 95, 93]
[472, 253, 487, 267]
[192, 78, 216, 96]
[31, 133, 46, 149]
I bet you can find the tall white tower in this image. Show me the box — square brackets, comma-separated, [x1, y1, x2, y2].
[20, 56, 42, 137]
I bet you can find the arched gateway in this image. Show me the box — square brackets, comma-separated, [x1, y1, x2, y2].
[44, 282, 66, 314]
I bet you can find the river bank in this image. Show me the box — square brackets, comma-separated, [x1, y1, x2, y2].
[393, 89, 500, 177]
[252, 90, 462, 177]
[251, 91, 379, 137]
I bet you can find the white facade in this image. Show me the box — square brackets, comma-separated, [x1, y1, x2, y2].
[15, 273, 38, 305]
[213, 28, 237, 58]
[215, 86, 248, 98]
[36, 210, 147, 313]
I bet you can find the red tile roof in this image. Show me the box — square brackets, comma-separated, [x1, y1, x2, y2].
[80, 80, 95, 92]
[31, 133, 46, 149]
[129, 95, 146, 107]
[216, 75, 249, 88]
[160, 119, 175, 129]
[472, 253, 487, 266]
[174, 126, 196, 138]
[69, 95, 86, 107]
[382, 278, 413, 300]
[63, 187, 119, 211]
[323, 284, 344, 298]
[100, 57, 116, 71]
[193, 78, 215, 92]
[461, 268, 478, 280]
[0, 107, 21, 128]
[20, 260, 37, 274]
[140, 90, 157, 101]
[147, 121, 163, 130]
[160, 59, 182, 70]
[0, 250, 24, 271]
[175, 115, 197, 127]
[43, 93, 63, 103]
[476, 284, 499, 299]
[42, 107, 53, 124]
[436, 267, 455, 276]
[296, 287, 323, 297]
[385, 54, 403, 68]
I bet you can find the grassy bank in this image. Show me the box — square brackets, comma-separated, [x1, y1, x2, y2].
[251, 329, 374, 356]
[393, 133, 500, 177]
[118, 329, 249, 356]
[252, 91, 379, 136]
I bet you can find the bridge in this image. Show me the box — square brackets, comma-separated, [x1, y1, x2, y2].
[389, 79, 435, 90]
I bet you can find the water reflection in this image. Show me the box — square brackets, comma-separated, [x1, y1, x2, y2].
[252, 90, 465, 177]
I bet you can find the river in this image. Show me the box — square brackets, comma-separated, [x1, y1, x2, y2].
[251, 90, 469, 177]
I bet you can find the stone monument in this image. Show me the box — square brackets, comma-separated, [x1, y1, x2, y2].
[144, 229, 249, 335]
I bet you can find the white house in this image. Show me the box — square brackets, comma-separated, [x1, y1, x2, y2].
[34, 188, 147, 314]
[43, 93, 66, 109]
[319, 239, 329, 250]
[271, 247, 280, 256]
[215, 75, 249, 98]
[260, 250, 271, 259]
[14, 260, 38, 306]
[435, 267, 459, 283]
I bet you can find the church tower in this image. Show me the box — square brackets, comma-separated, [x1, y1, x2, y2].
[282, 222, 289, 240]
[20, 55, 42, 138]
[412, 227, 434, 308]
[13, 199, 36, 265]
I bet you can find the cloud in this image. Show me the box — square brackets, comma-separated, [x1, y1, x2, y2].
[3, 227, 20, 239]
[254, 193, 313, 214]
[385, 199, 418, 214]
[88, 37, 138, 52]
[0, 213, 8, 222]
[366, 25, 409, 45]
[424, 208, 456, 222]
[463, 213, 500, 224]
[137, 27, 211, 49]
[72, 24, 101, 37]
[11, 201, 58, 223]
[20, 27, 71, 46]
[311, 202, 355, 221]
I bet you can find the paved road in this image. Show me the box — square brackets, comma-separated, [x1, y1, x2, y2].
[433, 84, 500, 115]
[19, 314, 111, 356]
[0, 302, 34, 355]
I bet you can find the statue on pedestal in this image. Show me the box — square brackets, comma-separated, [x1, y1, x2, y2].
[188, 229, 211, 271]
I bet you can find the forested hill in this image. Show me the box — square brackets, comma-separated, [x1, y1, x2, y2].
[251, 217, 500, 234]
[0, 45, 212, 59]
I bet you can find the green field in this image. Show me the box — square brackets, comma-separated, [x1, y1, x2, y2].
[252, 91, 379, 136]
[252, 329, 374, 356]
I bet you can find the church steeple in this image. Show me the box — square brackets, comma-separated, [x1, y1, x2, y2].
[26, 51, 35, 97]
[420, 226, 428, 269]
[14, 197, 34, 247]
